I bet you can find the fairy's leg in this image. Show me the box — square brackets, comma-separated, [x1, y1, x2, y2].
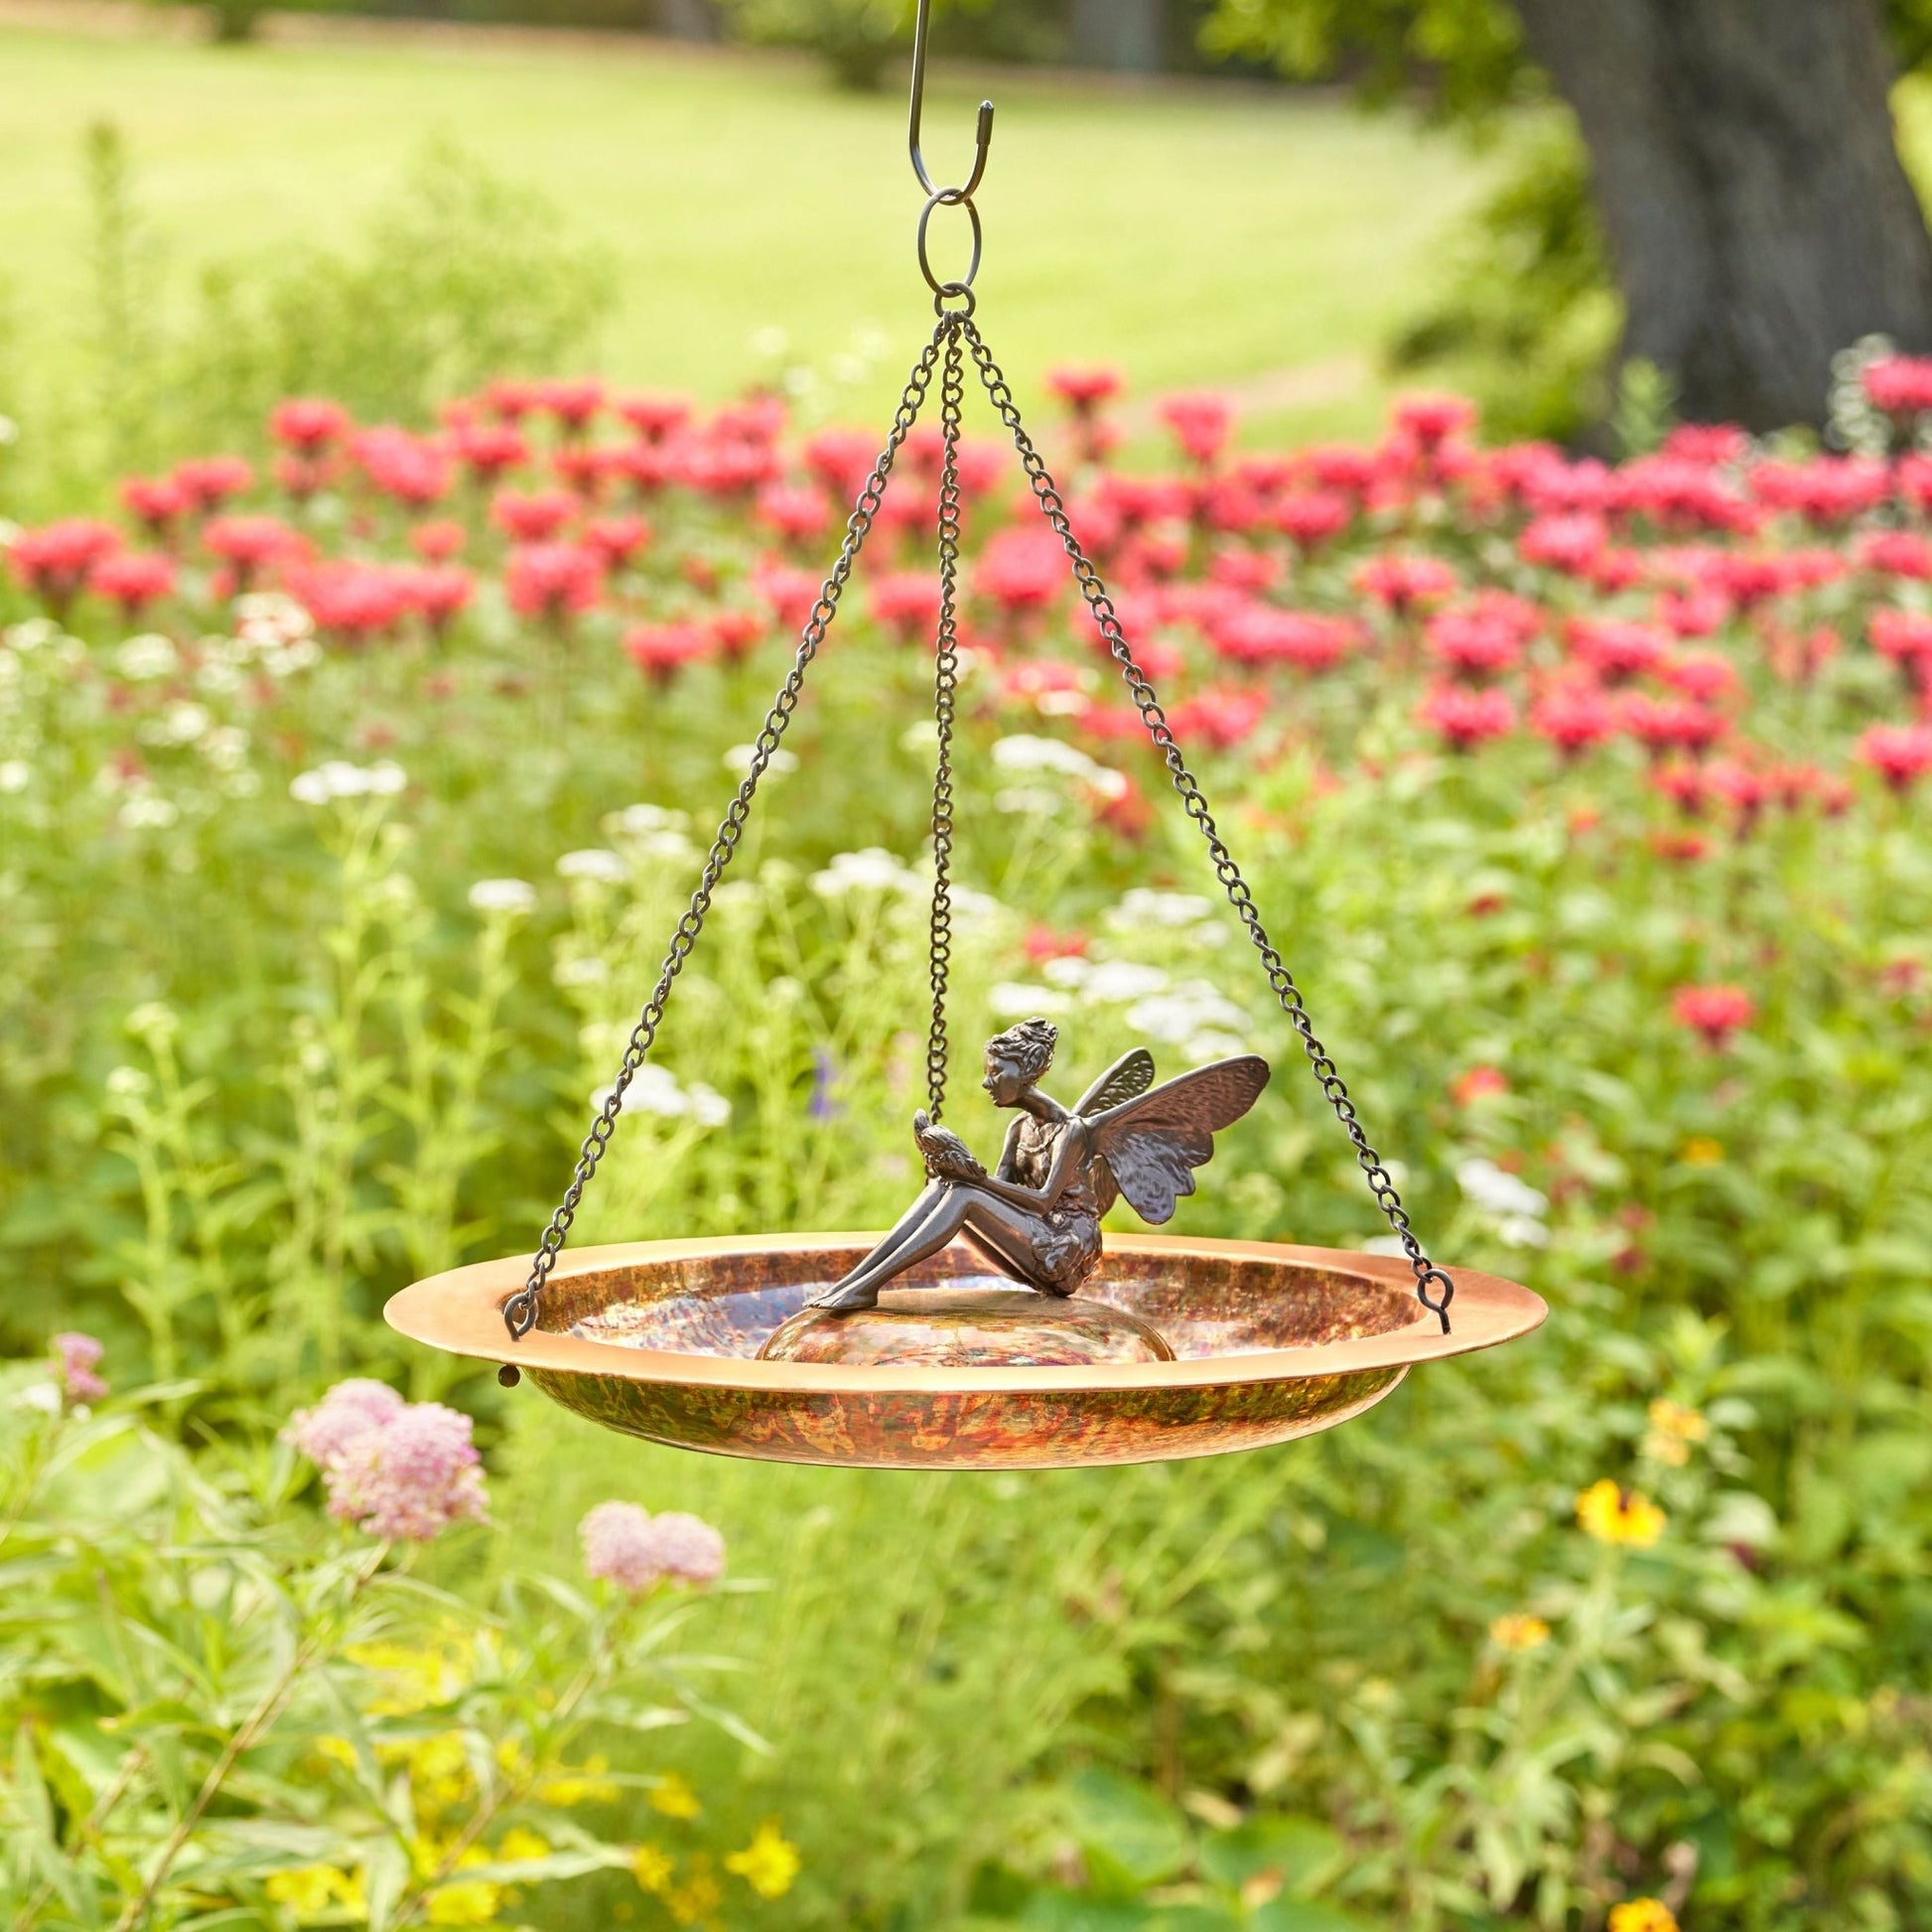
[809, 1186, 1050, 1311]
[807, 1183, 948, 1310]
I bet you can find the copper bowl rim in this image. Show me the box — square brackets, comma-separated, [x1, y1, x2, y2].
[384, 1234, 1547, 1395]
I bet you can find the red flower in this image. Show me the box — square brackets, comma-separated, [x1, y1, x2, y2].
[551, 445, 621, 497]
[451, 422, 531, 483]
[675, 437, 780, 497]
[8, 518, 122, 611]
[1857, 530, 1932, 580]
[1426, 608, 1521, 680]
[801, 427, 879, 503]
[1704, 756, 1771, 830]
[352, 427, 450, 508]
[868, 572, 941, 644]
[1870, 609, 1932, 682]
[1391, 391, 1476, 449]
[1660, 423, 1749, 467]
[410, 519, 467, 562]
[1566, 617, 1670, 684]
[1863, 354, 1932, 417]
[712, 395, 787, 447]
[172, 455, 254, 511]
[756, 482, 832, 547]
[977, 526, 1067, 616]
[1170, 688, 1267, 751]
[504, 543, 604, 622]
[1858, 722, 1932, 792]
[204, 514, 304, 589]
[1214, 607, 1357, 673]
[1529, 683, 1618, 759]
[120, 474, 191, 537]
[1660, 650, 1738, 704]
[1672, 983, 1756, 1048]
[708, 608, 765, 665]
[1002, 659, 1088, 712]
[1047, 366, 1124, 410]
[1449, 1064, 1507, 1106]
[623, 621, 710, 686]
[87, 550, 176, 618]
[1023, 924, 1088, 964]
[483, 378, 542, 421]
[1620, 692, 1725, 758]
[1654, 587, 1730, 638]
[286, 559, 416, 643]
[1418, 683, 1514, 751]
[1158, 391, 1234, 469]
[1748, 456, 1889, 525]
[751, 560, 823, 634]
[1207, 548, 1279, 594]
[270, 398, 351, 452]
[534, 376, 605, 434]
[1303, 444, 1381, 497]
[1273, 491, 1351, 548]
[616, 392, 693, 444]
[1353, 553, 1457, 616]
[490, 487, 576, 543]
[581, 513, 650, 570]
[403, 564, 475, 633]
[1518, 512, 1607, 574]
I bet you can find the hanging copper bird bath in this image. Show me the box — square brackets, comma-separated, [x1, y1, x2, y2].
[386, 0, 1547, 1462]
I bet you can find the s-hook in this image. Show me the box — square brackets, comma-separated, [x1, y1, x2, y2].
[908, 0, 993, 308]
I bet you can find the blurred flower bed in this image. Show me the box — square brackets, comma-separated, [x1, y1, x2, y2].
[4, 344, 1932, 1928]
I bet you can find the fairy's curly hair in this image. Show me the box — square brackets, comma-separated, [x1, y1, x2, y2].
[985, 1018, 1057, 1083]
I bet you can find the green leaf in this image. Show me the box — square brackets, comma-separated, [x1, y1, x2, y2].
[1064, 1770, 1192, 1895]
[1198, 1817, 1341, 1897]
[1251, 1899, 1380, 1932]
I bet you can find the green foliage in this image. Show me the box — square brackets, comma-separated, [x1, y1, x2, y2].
[718, 0, 908, 89]
[0, 1363, 769, 1926]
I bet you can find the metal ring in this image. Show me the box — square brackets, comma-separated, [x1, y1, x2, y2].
[917, 190, 982, 300]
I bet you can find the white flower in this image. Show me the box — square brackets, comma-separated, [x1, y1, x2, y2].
[610, 802, 688, 837]
[263, 638, 323, 677]
[161, 702, 211, 746]
[947, 884, 1005, 926]
[1073, 960, 1173, 1003]
[996, 785, 1061, 816]
[628, 828, 699, 866]
[235, 592, 314, 641]
[290, 759, 407, 805]
[554, 955, 610, 986]
[5, 619, 58, 652]
[1110, 889, 1216, 930]
[686, 1081, 731, 1128]
[593, 1064, 727, 1126]
[14, 1382, 62, 1417]
[200, 727, 249, 771]
[104, 1064, 151, 1100]
[118, 793, 179, 831]
[0, 759, 28, 794]
[723, 744, 799, 776]
[195, 659, 243, 696]
[469, 878, 537, 917]
[557, 848, 626, 884]
[989, 982, 1073, 1018]
[899, 719, 940, 753]
[1456, 1157, 1548, 1222]
[810, 848, 919, 897]
[115, 634, 180, 681]
[125, 1001, 179, 1043]
[1494, 1214, 1551, 1249]
[991, 734, 1103, 780]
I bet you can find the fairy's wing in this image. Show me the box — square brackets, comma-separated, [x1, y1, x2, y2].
[1072, 1047, 1157, 1119]
[1086, 1056, 1271, 1225]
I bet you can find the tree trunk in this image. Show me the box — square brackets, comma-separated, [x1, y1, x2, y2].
[1069, 0, 1165, 73]
[1513, 0, 1932, 429]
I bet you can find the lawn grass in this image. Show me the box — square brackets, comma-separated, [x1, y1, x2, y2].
[0, 18, 1487, 442]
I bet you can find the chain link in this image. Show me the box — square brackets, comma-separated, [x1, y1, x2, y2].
[959, 320, 1453, 1333]
[924, 331, 965, 1118]
[502, 325, 949, 1340]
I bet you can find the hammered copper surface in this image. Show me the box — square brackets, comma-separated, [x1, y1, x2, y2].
[384, 1235, 1547, 1470]
[759, 1290, 1178, 1367]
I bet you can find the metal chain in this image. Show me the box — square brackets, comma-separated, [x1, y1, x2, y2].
[959, 320, 1454, 1333]
[924, 330, 965, 1118]
[502, 325, 949, 1341]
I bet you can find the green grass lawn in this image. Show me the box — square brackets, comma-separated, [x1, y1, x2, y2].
[0, 19, 1486, 441]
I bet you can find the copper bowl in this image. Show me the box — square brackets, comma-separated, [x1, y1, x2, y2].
[384, 1235, 1546, 1470]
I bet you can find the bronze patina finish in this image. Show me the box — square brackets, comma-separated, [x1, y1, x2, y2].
[385, 1235, 1547, 1471]
[810, 1026, 1270, 1313]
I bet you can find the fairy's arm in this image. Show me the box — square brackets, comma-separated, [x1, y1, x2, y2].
[973, 1120, 1088, 1212]
[993, 1118, 1026, 1181]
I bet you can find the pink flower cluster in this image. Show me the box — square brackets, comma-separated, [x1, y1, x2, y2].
[579, 1499, 726, 1593]
[52, 1331, 107, 1405]
[282, 1379, 488, 1543]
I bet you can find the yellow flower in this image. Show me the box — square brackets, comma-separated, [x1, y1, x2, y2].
[1648, 1398, 1708, 1443]
[726, 1821, 801, 1901]
[1679, 1137, 1725, 1166]
[424, 1877, 501, 1926]
[493, 1735, 533, 1780]
[1577, 1478, 1666, 1549]
[344, 1632, 476, 1716]
[650, 1771, 703, 1819]
[313, 1734, 359, 1773]
[1489, 1612, 1552, 1652]
[664, 1856, 722, 1926]
[539, 1752, 619, 1807]
[264, 1866, 354, 1917]
[631, 1843, 675, 1894]
[496, 1826, 551, 1863]
[1609, 1899, 1680, 1932]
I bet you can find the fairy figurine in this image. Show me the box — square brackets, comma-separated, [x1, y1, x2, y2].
[807, 1018, 1271, 1312]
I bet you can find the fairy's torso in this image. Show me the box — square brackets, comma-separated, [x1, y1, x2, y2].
[1008, 1112, 1103, 1293]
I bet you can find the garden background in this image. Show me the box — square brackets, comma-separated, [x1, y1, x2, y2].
[4, 4, 1932, 1929]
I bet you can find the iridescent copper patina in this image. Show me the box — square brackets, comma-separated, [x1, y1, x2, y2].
[384, 1236, 1546, 1471]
